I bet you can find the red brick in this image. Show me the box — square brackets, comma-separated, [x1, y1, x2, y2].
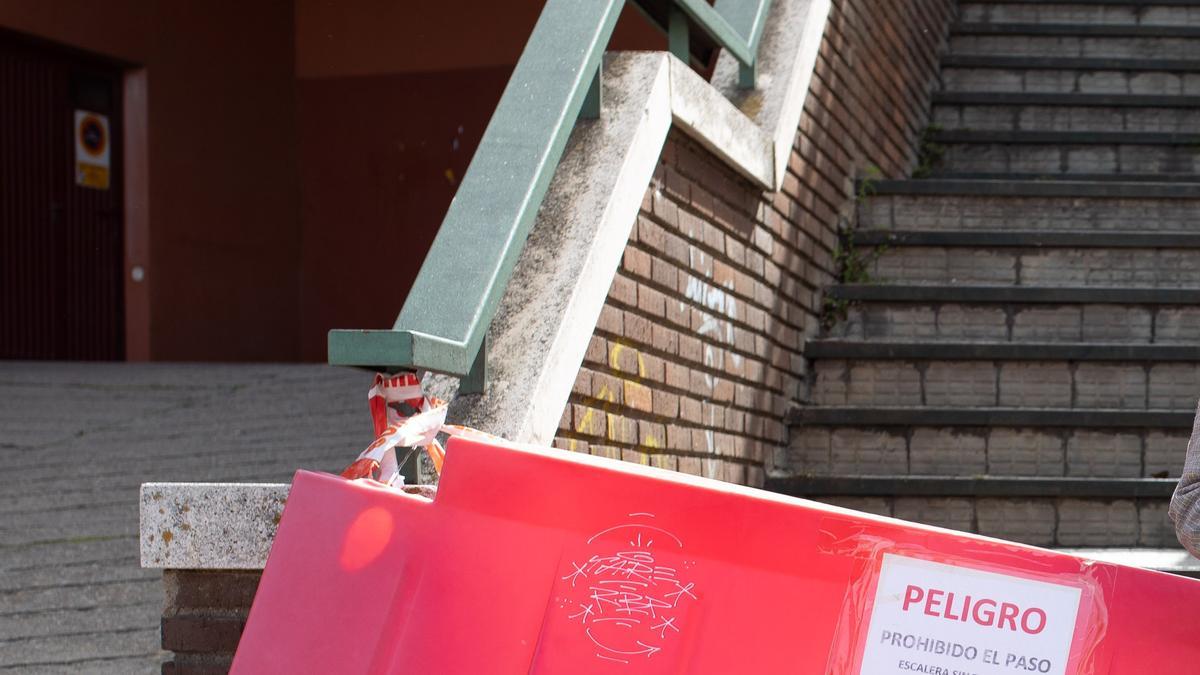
[606, 413, 638, 445]
[623, 311, 652, 344]
[688, 369, 714, 398]
[678, 335, 702, 364]
[679, 396, 703, 424]
[623, 380, 653, 413]
[640, 353, 666, 383]
[573, 404, 606, 437]
[571, 370, 591, 398]
[584, 335, 606, 365]
[609, 274, 637, 307]
[677, 455, 703, 476]
[590, 371, 623, 405]
[596, 305, 623, 336]
[665, 361, 689, 390]
[668, 424, 693, 452]
[637, 286, 667, 318]
[162, 614, 246, 654]
[651, 256, 678, 290]
[701, 222, 725, 255]
[640, 421, 667, 449]
[712, 377, 735, 403]
[623, 247, 653, 279]
[609, 343, 640, 375]
[165, 570, 261, 611]
[652, 390, 680, 418]
[651, 323, 679, 355]
[639, 215, 668, 252]
[651, 191, 679, 228]
[591, 445, 622, 460]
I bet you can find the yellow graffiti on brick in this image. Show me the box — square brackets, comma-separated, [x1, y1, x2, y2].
[608, 342, 647, 378]
[574, 409, 590, 434]
[608, 343, 621, 369]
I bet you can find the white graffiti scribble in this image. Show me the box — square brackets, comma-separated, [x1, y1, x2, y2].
[560, 513, 699, 665]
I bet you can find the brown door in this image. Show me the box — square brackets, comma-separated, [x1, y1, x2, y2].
[0, 34, 124, 360]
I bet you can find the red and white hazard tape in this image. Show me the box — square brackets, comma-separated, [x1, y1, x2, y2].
[341, 372, 499, 486]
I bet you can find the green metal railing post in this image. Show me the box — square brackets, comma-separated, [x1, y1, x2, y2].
[581, 64, 603, 120]
[715, 0, 773, 87]
[669, 6, 691, 65]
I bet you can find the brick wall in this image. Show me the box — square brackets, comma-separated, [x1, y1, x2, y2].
[553, 0, 956, 485]
[161, 570, 261, 675]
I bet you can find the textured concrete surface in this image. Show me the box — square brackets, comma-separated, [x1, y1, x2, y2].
[140, 484, 288, 570]
[0, 362, 373, 673]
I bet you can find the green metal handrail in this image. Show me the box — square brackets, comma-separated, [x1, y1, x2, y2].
[328, 0, 773, 392]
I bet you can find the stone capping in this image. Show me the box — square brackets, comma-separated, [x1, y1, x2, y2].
[426, 0, 832, 447]
[141, 482, 289, 570]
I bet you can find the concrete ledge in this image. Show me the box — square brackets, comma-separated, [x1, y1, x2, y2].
[764, 475, 1178, 499]
[852, 230, 1200, 249]
[933, 129, 1200, 145]
[933, 91, 1200, 108]
[140, 482, 437, 569]
[918, 172, 1200, 184]
[805, 340, 1200, 362]
[941, 55, 1200, 72]
[953, 21, 1200, 37]
[831, 284, 1200, 305]
[140, 483, 288, 570]
[790, 406, 1196, 429]
[1055, 548, 1200, 577]
[865, 178, 1200, 198]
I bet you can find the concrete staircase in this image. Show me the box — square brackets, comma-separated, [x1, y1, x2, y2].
[770, 0, 1200, 572]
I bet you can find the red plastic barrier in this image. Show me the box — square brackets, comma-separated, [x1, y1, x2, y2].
[232, 438, 1200, 673]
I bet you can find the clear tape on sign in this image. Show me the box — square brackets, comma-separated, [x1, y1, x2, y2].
[340, 372, 504, 486]
[819, 520, 1110, 675]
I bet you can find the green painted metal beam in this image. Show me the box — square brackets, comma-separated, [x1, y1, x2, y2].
[673, 0, 758, 68]
[330, 0, 775, 381]
[714, 0, 772, 86]
[328, 0, 624, 376]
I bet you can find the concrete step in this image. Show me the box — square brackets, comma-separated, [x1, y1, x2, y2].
[942, 60, 1200, 96]
[808, 340, 1200, 362]
[810, 357, 1200, 410]
[931, 132, 1200, 178]
[765, 475, 1176, 548]
[865, 243, 1200, 288]
[949, 24, 1200, 59]
[960, 2, 1200, 27]
[1055, 548, 1200, 578]
[858, 183, 1200, 233]
[827, 300, 1200, 345]
[830, 283, 1200, 306]
[854, 229, 1200, 248]
[791, 406, 1194, 428]
[787, 421, 1187, 478]
[932, 92, 1200, 133]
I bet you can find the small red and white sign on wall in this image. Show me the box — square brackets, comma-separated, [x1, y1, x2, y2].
[859, 554, 1083, 674]
[74, 110, 110, 189]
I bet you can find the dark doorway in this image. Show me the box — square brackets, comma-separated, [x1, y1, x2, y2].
[1, 33, 125, 360]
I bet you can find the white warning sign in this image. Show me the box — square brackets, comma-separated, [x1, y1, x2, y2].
[859, 554, 1083, 675]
